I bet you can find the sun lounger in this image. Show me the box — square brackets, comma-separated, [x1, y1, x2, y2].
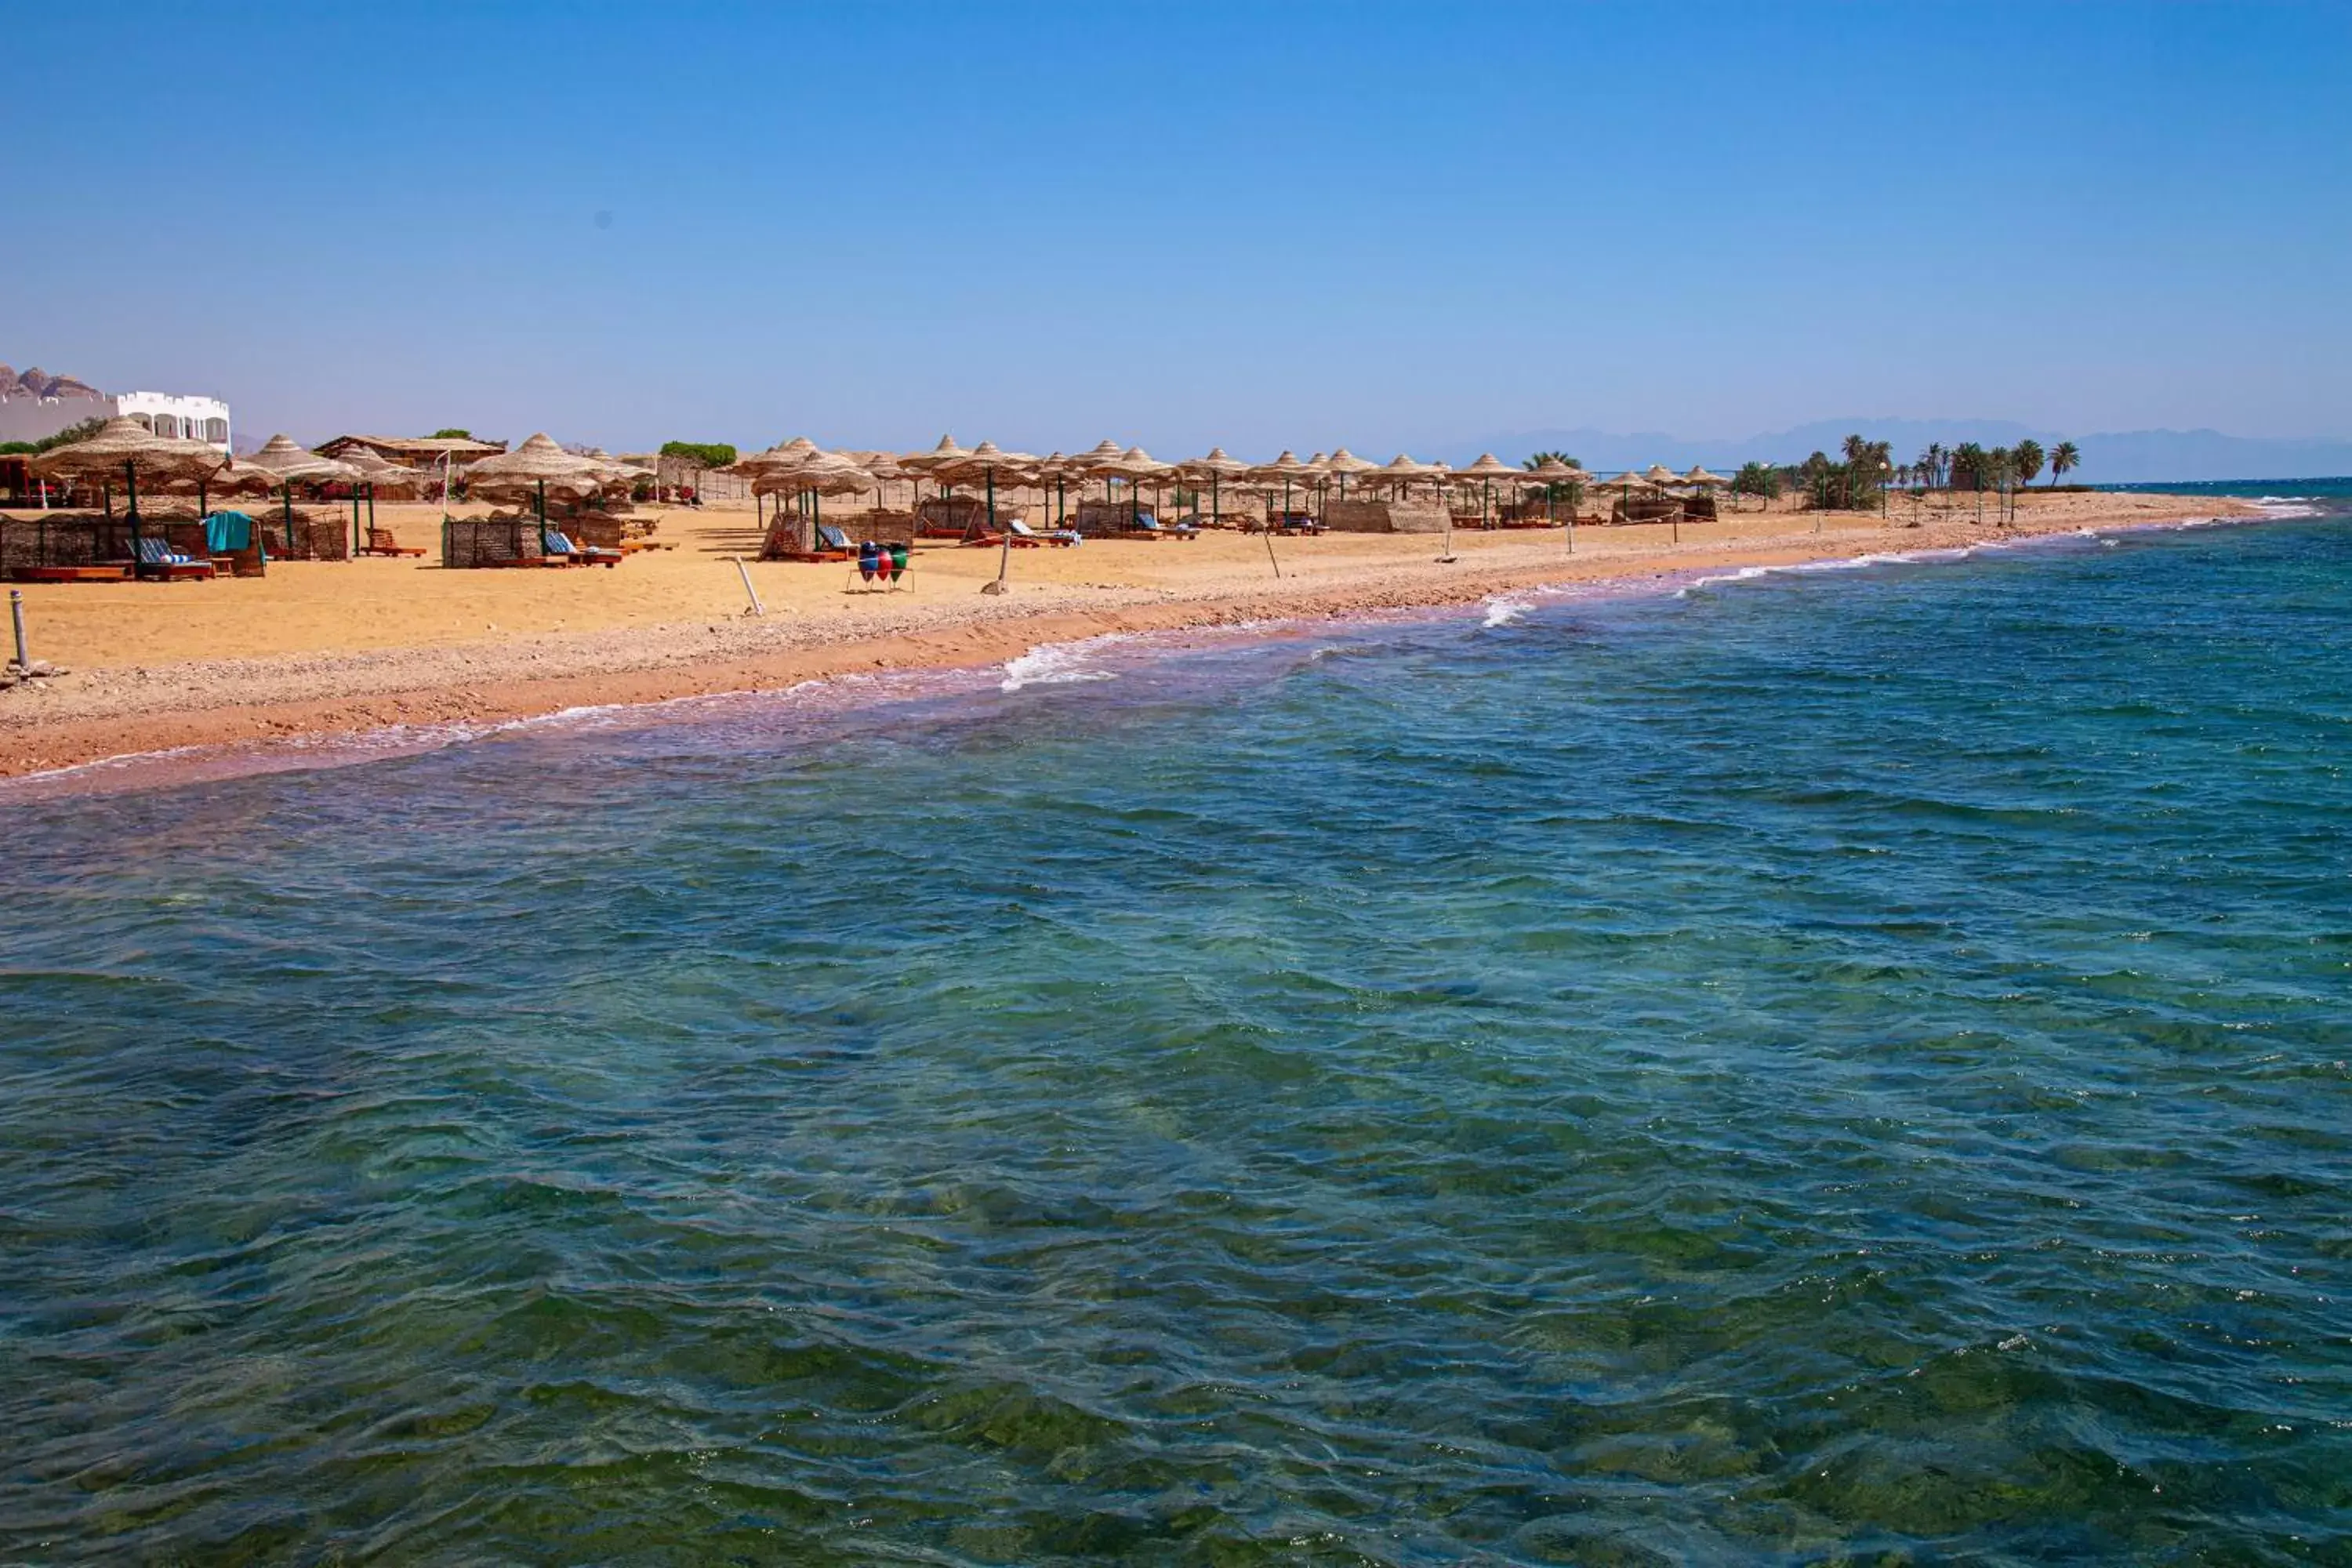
[359, 526, 426, 557]
[542, 530, 622, 568]
[776, 522, 857, 563]
[1123, 517, 1200, 541]
[132, 536, 216, 581]
[1009, 520, 1080, 547]
[9, 564, 132, 583]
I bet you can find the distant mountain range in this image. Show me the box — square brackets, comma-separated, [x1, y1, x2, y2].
[0, 362, 103, 403]
[1448, 419, 2352, 485]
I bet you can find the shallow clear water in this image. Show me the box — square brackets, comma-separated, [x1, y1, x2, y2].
[3, 515, 2349, 1563]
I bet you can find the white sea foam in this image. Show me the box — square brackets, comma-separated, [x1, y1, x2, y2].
[1000, 637, 1127, 691]
[1483, 597, 1534, 627]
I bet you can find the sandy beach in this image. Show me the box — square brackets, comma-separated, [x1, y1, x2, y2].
[0, 488, 2258, 779]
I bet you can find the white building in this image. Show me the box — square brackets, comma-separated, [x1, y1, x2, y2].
[0, 389, 232, 451]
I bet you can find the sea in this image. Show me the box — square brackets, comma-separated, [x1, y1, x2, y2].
[2, 482, 2347, 1563]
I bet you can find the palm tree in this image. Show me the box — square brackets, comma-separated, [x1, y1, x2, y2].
[2012, 438, 2045, 488]
[1731, 460, 1780, 511]
[2049, 441, 2080, 486]
[1523, 451, 1581, 507]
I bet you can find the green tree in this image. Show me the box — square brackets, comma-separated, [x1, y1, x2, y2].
[0, 416, 108, 456]
[659, 439, 739, 468]
[1950, 442, 1989, 492]
[1798, 451, 1838, 510]
[2012, 438, 2045, 488]
[2049, 440, 2081, 486]
[1731, 460, 1782, 510]
[1522, 450, 1583, 504]
[430, 427, 473, 440]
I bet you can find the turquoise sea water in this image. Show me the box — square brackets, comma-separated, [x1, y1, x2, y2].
[3, 505, 2349, 1563]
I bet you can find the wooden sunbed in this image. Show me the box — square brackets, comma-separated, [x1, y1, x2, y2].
[358, 527, 426, 557]
[9, 564, 133, 583]
[132, 539, 216, 581]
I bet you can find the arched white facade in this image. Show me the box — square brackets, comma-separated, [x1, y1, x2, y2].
[0, 389, 232, 451]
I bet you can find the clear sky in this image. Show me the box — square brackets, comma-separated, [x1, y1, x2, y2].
[10, 1, 2347, 457]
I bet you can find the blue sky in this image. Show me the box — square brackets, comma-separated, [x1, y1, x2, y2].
[9, 2, 2346, 457]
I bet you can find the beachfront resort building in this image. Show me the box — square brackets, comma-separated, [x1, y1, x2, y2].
[0, 365, 232, 451]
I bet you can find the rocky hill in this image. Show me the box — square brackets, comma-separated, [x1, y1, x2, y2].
[0, 364, 103, 401]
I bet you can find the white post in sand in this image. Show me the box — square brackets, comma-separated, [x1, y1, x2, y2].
[733, 556, 765, 616]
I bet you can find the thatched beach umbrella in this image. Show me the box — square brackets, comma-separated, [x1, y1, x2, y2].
[1456, 452, 1518, 529]
[1178, 446, 1249, 526]
[840, 449, 904, 512]
[30, 416, 230, 567]
[1644, 463, 1679, 488]
[759, 451, 874, 539]
[1069, 439, 1128, 513]
[238, 434, 360, 552]
[1323, 447, 1376, 501]
[1031, 452, 1074, 524]
[1527, 456, 1585, 545]
[1246, 449, 1316, 518]
[463, 433, 601, 553]
[941, 440, 1039, 593]
[736, 436, 822, 474]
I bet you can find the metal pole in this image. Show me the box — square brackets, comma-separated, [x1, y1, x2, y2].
[9, 590, 27, 673]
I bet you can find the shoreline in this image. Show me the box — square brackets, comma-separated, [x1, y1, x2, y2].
[0, 498, 2267, 782]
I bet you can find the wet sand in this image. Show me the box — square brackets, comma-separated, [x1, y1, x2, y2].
[0, 490, 2258, 778]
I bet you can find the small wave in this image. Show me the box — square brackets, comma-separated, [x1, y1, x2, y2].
[1000, 637, 1127, 691]
[1483, 597, 1534, 628]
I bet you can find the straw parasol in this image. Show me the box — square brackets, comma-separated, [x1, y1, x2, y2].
[234, 434, 362, 550]
[902, 434, 972, 474]
[30, 416, 223, 485]
[941, 441, 1040, 593]
[1178, 446, 1249, 525]
[735, 437, 824, 476]
[1525, 456, 1587, 541]
[1244, 450, 1319, 527]
[1644, 463, 1679, 487]
[1454, 453, 1519, 531]
[1682, 466, 1726, 488]
[29, 416, 234, 563]
[1322, 447, 1376, 500]
[463, 433, 602, 547]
